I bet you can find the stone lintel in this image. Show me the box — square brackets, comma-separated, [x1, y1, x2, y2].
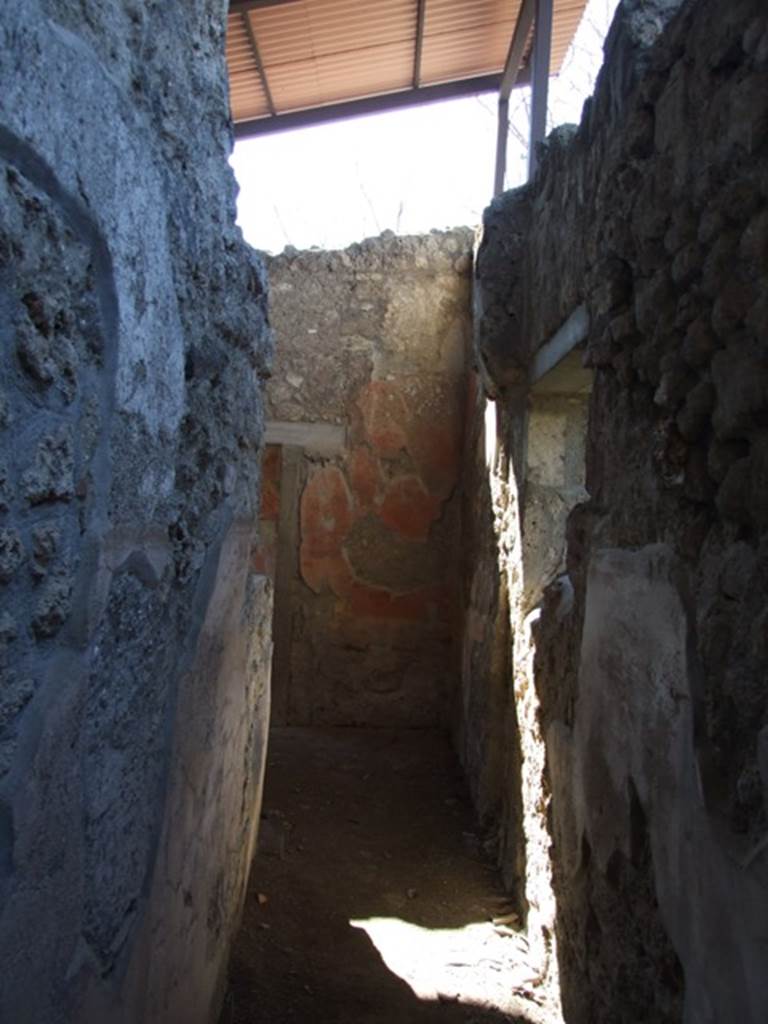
[265, 420, 346, 456]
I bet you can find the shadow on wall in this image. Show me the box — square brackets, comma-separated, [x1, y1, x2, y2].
[458, 339, 592, 997]
[466, 324, 687, 1022]
[456, 375, 527, 915]
[532, 535, 687, 1023]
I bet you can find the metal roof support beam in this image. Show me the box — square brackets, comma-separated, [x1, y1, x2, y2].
[494, 94, 510, 199]
[413, 0, 427, 88]
[241, 11, 277, 117]
[230, 0, 300, 13]
[494, 0, 535, 196]
[528, 0, 553, 179]
[233, 73, 528, 139]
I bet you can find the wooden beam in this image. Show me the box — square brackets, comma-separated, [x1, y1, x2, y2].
[241, 11, 277, 117]
[264, 420, 346, 456]
[413, 0, 427, 88]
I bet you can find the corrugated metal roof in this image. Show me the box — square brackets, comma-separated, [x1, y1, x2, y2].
[227, 0, 589, 134]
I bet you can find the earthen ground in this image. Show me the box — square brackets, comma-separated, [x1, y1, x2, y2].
[223, 728, 560, 1024]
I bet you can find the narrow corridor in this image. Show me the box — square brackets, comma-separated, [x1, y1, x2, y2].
[223, 729, 561, 1024]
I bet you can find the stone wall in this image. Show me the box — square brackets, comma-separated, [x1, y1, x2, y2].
[264, 231, 472, 727]
[464, 0, 768, 1021]
[0, 2, 272, 1022]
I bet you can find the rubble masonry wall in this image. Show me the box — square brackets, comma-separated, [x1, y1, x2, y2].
[0, 2, 273, 1021]
[465, 0, 768, 1020]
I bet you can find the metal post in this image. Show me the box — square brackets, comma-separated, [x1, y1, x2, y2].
[528, 0, 553, 180]
[413, 0, 427, 88]
[494, 95, 510, 197]
[493, 0, 535, 196]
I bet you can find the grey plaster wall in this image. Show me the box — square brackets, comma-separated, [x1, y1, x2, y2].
[0, 2, 272, 1021]
[465, 0, 768, 1020]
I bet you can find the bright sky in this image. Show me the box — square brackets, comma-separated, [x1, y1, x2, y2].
[231, 0, 620, 254]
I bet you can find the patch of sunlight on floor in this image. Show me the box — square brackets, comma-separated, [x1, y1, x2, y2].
[350, 916, 552, 1020]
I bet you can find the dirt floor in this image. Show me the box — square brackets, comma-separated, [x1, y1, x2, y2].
[222, 728, 561, 1024]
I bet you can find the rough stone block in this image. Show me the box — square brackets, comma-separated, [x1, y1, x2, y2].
[676, 378, 715, 440]
[712, 342, 768, 439]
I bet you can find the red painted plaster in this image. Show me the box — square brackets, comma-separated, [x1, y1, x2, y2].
[348, 445, 383, 511]
[357, 381, 409, 457]
[379, 476, 443, 540]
